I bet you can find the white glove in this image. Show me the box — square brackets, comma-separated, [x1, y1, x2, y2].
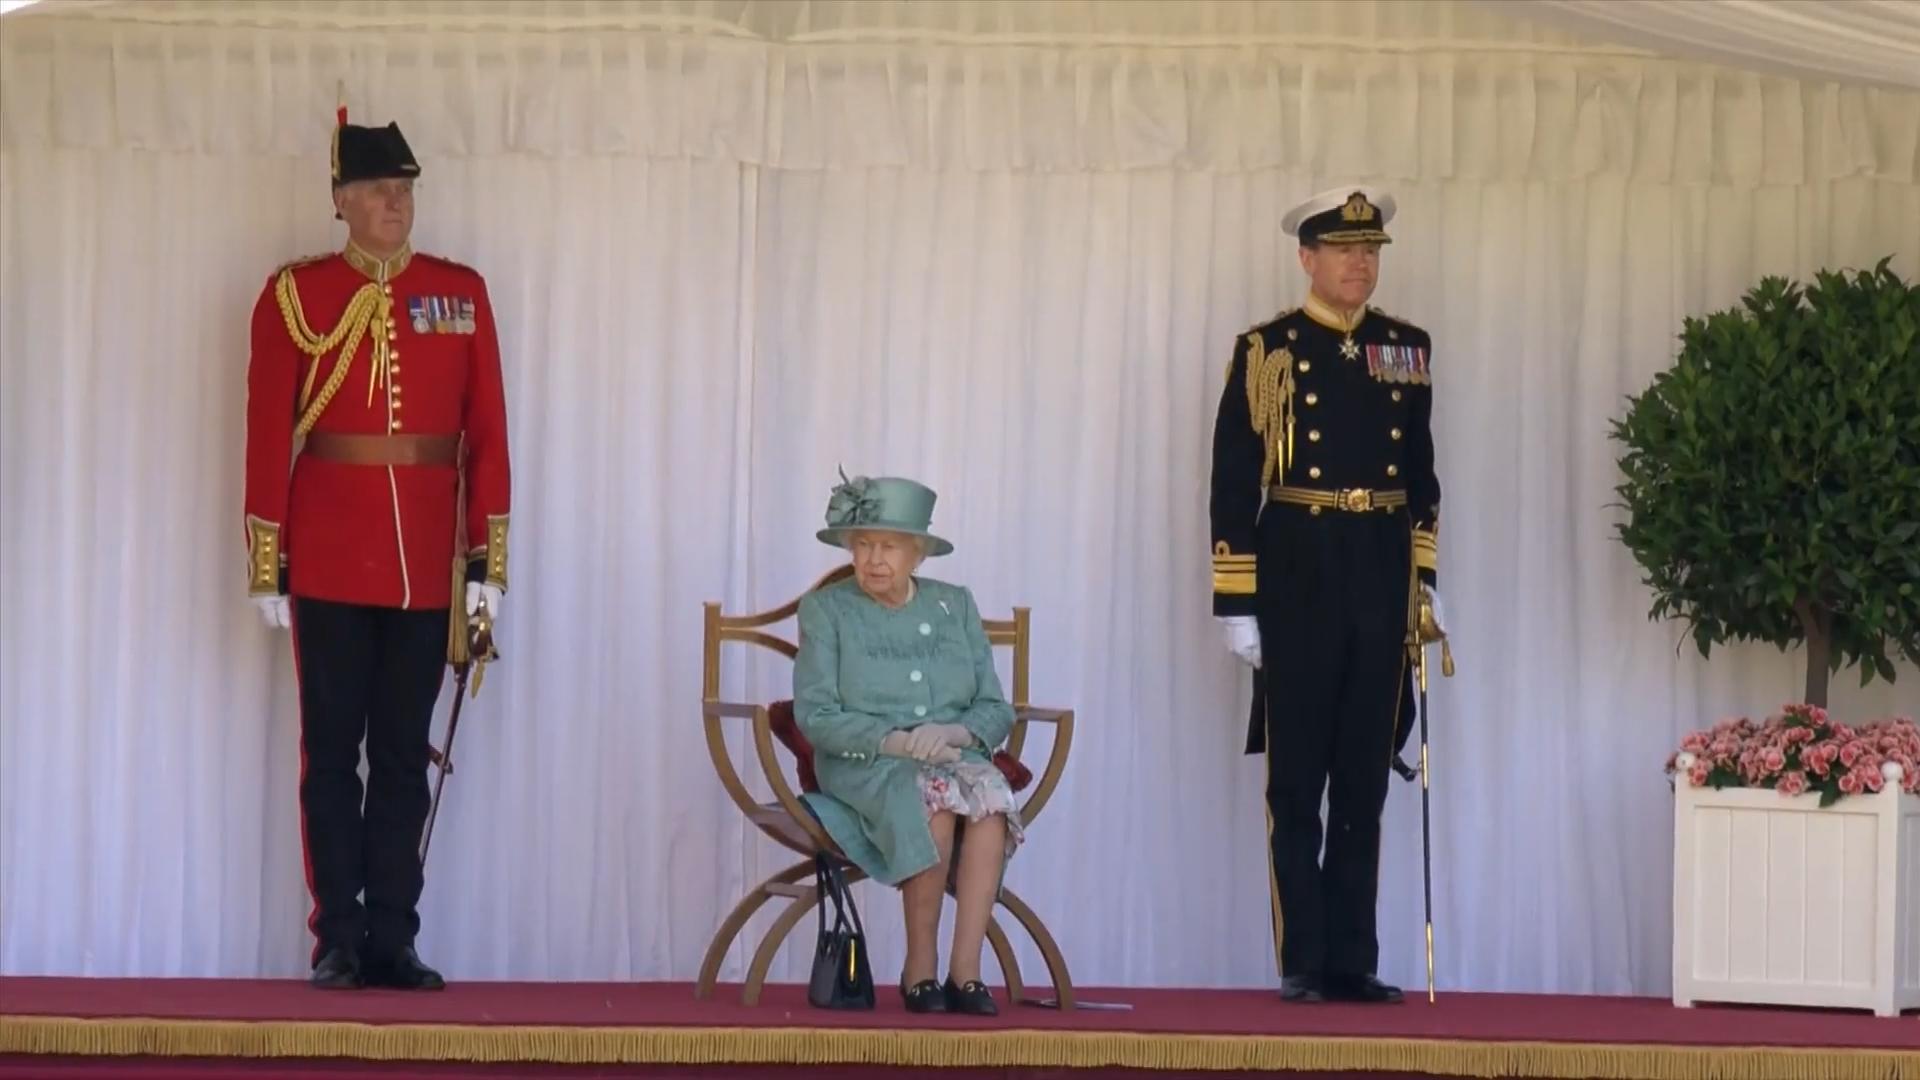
[466, 582, 504, 619]
[936, 722, 974, 748]
[1217, 615, 1261, 668]
[903, 725, 954, 762]
[253, 595, 291, 630]
[884, 727, 962, 765]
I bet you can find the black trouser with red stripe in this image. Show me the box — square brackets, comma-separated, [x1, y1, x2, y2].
[291, 597, 447, 966]
[1255, 504, 1412, 980]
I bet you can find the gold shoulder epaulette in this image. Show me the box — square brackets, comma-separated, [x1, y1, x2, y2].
[273, 252, 332, 276]
[1369, 306, 1424, 333]
[416, 251, 479, 276]
[1243, 306, 1299, 335]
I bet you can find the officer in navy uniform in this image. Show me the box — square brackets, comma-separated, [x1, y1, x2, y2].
[1208, 186, 1446, 1005]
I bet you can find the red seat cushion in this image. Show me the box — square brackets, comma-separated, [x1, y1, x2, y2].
[992, 749, 1032, 792]
[766, 699, 820, 793]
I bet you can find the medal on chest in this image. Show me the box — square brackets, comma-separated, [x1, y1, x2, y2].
[1364, 342, 1431, 384]
[407, 295, 478, 335]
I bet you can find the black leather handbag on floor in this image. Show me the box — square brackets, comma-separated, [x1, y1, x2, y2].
[807, 853, 875, 1010]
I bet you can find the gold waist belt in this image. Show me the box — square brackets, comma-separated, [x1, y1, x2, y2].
[1267, 486, 1407, 513]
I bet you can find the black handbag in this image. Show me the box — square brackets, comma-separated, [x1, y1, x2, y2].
[807, 853, 875, 1010]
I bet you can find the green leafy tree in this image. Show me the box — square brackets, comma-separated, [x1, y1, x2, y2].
[1610, 258, 1920, 708]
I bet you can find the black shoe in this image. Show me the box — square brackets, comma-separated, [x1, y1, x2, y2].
[1324, 973, 1403, 1004]
[901, 978, 948, 1013]
[364, 946, 446, 991]
[943, 977, 999, 1016]
[1278, 973, 1324, 1002]
[310, 945, 362, 990]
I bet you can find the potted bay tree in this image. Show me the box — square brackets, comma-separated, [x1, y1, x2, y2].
[1611, 258, 1920, 1016]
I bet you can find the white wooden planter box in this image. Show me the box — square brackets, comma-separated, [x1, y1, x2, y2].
[1672, 762, 1920, 1017]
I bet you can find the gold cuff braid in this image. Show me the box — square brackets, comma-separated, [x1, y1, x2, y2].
[1212, 541, 1256, 596]
[484, 515, 509, 590]
[1413, 525, 1439, 573]
[246, 515, 282, 595]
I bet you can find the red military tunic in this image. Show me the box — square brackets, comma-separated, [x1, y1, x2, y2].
[244, 242, 510, 610]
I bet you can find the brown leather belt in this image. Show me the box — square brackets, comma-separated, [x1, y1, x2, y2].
[1268, 485, 1407, 513]
[302, 433, 461, 467]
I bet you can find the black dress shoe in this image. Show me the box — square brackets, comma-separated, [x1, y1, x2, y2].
[310, 946, 362, 990]
[1278, 973, 1324, 1002]
[900, 978, 948, 1013]
[943, 977, 999, 1016]
[364, 946, 446, 991]
[1324, 973, 1403, 1004]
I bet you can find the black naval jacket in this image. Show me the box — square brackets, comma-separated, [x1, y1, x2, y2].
[1208, 294, 1441, 755]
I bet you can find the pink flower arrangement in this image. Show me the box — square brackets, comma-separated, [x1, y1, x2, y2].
[1667, 705, 1920, 808]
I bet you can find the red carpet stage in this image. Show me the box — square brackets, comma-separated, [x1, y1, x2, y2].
[1, 978, 1914, 1080]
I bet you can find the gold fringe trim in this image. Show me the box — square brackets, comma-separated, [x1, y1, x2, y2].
[2, 1016, 1914, 1080]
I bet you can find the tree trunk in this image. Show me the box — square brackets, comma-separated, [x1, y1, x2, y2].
[1794, 597, 1833, 708]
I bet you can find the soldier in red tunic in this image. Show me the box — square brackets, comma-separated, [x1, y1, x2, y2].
[243, 110, 510, 990]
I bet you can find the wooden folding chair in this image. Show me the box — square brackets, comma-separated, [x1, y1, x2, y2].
[695, 564, 1076, 1009]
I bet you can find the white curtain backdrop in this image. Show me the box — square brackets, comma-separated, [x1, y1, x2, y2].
[1502, 1, 1920, 92]
[2, 0, 1916, 995]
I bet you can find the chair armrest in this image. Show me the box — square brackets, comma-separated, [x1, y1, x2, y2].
[700, 699, 773, 824]
[1015, 705, 1072, 725]
[700, 698, 835, 856]
[1009, 705, 1074, 827]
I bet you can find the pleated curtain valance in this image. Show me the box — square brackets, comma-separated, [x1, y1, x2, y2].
[2, 0, 1916, 183]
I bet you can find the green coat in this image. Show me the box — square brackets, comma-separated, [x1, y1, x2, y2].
[792, 575, 1016, 885]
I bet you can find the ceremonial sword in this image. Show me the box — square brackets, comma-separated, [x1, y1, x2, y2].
[419, 601, 497, 867]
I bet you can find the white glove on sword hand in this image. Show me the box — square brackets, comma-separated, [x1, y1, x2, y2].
[466, 582, 504, 619]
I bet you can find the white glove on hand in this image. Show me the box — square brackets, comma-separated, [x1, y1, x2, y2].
[881, 728, 962, 765]
[466, 582, 504, 619]
[935, 722, 974, 748]
[253, 595, 291, 630]
[894, 718, 960, 760]
[1217, 615, 1261, 668]
[902, 725, 955, 762]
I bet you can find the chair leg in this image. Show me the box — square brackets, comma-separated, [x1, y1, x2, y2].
[984, 916, 1025, 1005]
[998, 885, 1074, 1010]
[743, 888, 822, 1006]
[696, 858, 813, 1000]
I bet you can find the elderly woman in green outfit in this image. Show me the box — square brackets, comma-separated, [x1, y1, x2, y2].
[792, 472, 1022, 1017]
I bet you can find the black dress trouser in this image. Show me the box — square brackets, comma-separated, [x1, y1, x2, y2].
[291, 597, 447, 965]
[1256, 503, 1412, 980]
